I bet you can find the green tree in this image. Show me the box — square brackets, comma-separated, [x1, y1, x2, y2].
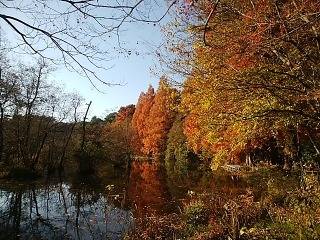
[165, 115, 197, 177]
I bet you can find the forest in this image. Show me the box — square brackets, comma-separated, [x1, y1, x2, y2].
[0, 0, 320, 239]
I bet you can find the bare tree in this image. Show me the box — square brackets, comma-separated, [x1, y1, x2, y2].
[0, 54, 20, 163]
[58, 93, 83, 170]
[0, 0, 176, 86]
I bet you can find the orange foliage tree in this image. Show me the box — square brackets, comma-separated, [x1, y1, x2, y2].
[131, 86, 155, 154]
[115, 104, 135, 123]
[102, 105, 135, 165]
[168, 0, 320, 168]
[142, 78, 179, 156]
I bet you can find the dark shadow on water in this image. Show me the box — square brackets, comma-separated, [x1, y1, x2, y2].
[8, 167, 41, 181]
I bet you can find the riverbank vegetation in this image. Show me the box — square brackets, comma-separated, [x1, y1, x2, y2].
[126, 167, 320, 240]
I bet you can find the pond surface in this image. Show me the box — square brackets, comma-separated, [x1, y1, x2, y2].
[0, 162, 250, 240]
[0, 181, 134, 240]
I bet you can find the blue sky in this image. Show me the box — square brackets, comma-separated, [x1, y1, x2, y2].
[51, 21, 165, 119]
[1, 0, 173, 119]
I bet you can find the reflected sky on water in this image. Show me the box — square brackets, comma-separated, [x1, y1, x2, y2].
[0, 162, 250, 240]
[0, 182, 133, 240]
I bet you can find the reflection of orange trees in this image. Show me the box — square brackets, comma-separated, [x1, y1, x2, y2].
[128, 162, 171, 216]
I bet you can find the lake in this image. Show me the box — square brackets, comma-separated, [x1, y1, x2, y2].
[0, 162, 250, 240]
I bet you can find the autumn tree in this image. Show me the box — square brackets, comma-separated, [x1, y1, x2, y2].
[102, 104, 135, 168]
[168, 0, 320, 168]
[131, 85, 155, 155]
[116, 104, 136, 123]
[104, 112, 117, 123]
[142, 78, 179, 156]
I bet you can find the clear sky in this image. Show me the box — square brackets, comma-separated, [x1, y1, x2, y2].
[51, 21, 165, 119]
[1, 0, 173, 119]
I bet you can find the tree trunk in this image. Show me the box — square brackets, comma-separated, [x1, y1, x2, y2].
[59, 123, 76, 170]
[283, 158, 291, 171]
[0, 105, 4, 163]
[245, 153, 252, 166]
[81, 101, 92, 151]
[0, 67, 4, 163]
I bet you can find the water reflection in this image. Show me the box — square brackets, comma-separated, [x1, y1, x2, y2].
[127, 162, 174, 216]
[0, 163, 252, 240]
[0, 181, 133, 240]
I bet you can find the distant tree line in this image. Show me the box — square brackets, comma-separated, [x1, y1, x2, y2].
[0, 54, 89, 178]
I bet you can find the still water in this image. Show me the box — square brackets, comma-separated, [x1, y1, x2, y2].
[0, 182, 134, 240]
[0, 162, 249, 240]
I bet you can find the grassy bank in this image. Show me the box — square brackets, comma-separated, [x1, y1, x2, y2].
[126, 167, 320, 240]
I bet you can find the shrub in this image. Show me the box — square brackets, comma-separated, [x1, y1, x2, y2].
[184, 200, 210, 226]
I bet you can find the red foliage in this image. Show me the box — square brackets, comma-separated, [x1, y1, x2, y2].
[127, 162, 172, 217]
[142, 79, 178, 155]
[131, 86, 155, 154]
[115, 104, 135, 123]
